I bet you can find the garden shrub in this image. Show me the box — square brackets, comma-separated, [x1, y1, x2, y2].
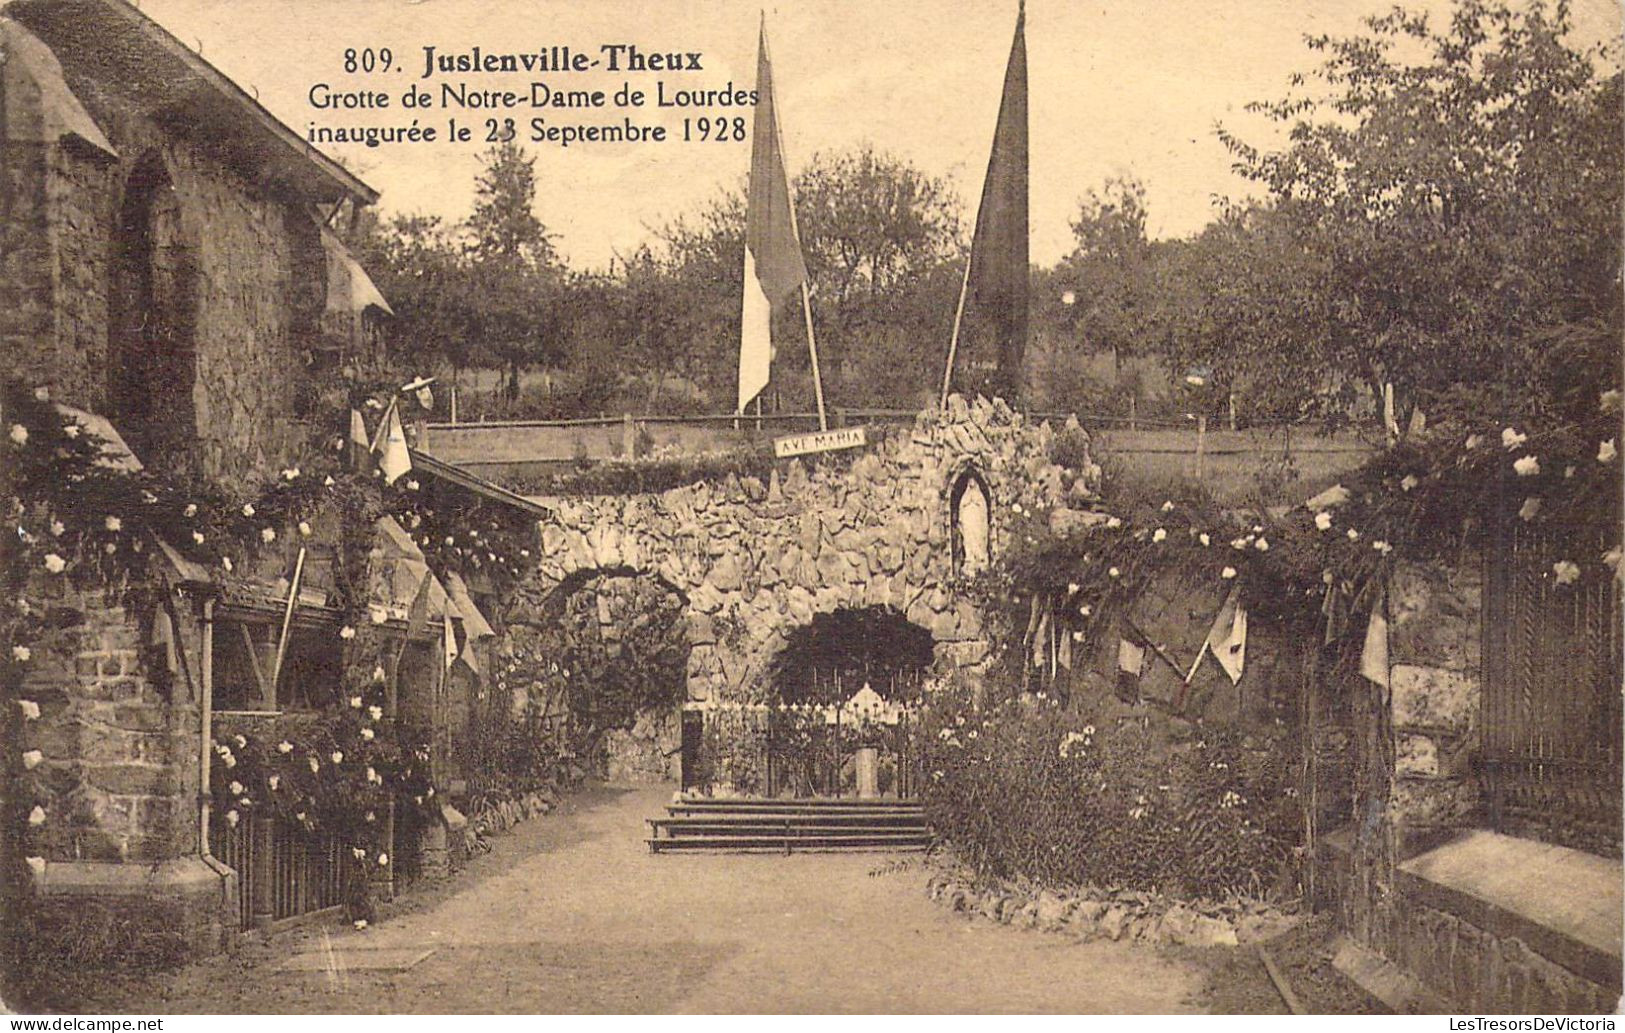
[923, 681, 1299, 900]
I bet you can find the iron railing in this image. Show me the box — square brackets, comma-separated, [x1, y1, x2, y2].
[680, 701, 928, 799]
[212, 812, 351, 931]
[1481, 519, 1623, 853]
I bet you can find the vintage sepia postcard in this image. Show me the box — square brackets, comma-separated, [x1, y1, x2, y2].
[0, 0, 1620, 1019]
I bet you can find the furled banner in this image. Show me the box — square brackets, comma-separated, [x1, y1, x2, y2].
[738, 21, 810, 413]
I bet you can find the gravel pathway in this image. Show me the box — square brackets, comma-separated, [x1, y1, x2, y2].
[69, 785, 1208, 1014]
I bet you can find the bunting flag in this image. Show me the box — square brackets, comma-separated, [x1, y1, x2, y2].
[738, 19, 810, 414]
[1360, 583, 1390, 690]
[1205, 587, 1248, 685]
[1117, 637, 1145, 677]
[958, 0, 1029, 401]
[349, 408, 370, 471]
[372, 399, 412, 484]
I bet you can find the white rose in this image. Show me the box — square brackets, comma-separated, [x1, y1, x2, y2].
[1314, 511, 1333, 531]
[18, 700, 40, 720]
[1599, 439, 1616, 464]
[43, 554, 66, 574]
[1221, 567, 1237, 580]
[241, 504, 255, 518]
[104, 516, 121, 532]
[1513, 455, 1540, 477]
[9, 424, 28, 445]
[12, 646, 31, 662]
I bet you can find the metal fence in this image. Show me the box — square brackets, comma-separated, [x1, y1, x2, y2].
[1481, 519, 1623, 853]
[680, 703, 928, 799]
[212, 813, 350, 931]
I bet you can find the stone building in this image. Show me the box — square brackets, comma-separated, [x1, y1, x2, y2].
[1, 0, 407, 961]
[1, 0, 384, 484]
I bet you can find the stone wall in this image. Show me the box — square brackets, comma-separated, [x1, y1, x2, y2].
[2, 50, 329, 487]
[1386, 563, 1482, 843]
[1330, 561, 1483, 946]
[1382, 881, 1617, 1013]
[507, 397, 1094, 706]
[12, 580, 230, 958]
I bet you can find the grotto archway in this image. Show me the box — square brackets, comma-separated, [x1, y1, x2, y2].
[767, 606, 935, 704]
[504, 566, 690, 782]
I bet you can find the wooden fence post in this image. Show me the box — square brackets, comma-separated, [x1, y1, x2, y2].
[1195, 414, 1208, 482]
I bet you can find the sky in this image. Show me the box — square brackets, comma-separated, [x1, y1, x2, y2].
[140, 0, 1621, 272]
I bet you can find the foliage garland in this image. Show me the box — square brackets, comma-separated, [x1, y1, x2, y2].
[971, 390, 1623, 682]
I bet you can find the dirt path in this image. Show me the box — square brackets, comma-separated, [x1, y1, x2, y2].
[84, 785, 1209, 1013]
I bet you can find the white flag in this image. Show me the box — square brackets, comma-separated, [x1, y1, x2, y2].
[1206, 588, 1248, 685]
[374, 400, 412, 485]
[443, 613, 458, 671]
[1361, 583, 1390, 689]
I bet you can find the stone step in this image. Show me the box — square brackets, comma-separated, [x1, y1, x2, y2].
[646, 833, 930, 853]
[667, 801, 924, 817]
[653, 820, 928, 837]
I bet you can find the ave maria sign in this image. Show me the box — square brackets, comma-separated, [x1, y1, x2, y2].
[773, 426, 867, 459]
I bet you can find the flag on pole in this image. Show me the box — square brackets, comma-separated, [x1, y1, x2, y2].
[959, 1, 1029, 401]
[372, 399, 412, 484]
[738, 19, 810, 414]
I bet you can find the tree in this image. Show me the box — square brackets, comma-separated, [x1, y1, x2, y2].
[344, 209, 480, 385]
[1218, 0, 1623, 430]
[620, 148, 967, 411]
[1057, 176, 1153, 372]
[791, 146, 964, 394]
[461, 144, 564, 402]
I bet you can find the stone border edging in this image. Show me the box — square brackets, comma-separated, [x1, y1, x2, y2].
[923, 860, 1300, 948]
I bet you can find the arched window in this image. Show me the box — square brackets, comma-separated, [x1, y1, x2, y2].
[110, 151, 197, 469]
[950, 467, 991, 577]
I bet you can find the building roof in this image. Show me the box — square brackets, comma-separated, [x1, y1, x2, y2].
[0, 17, 117, 158]
[4, 0, 376, 205]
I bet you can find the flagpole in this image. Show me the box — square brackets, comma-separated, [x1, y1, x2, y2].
[940, 256, 974, 410]
[763, 19, 828, 433]
[801, 282, 827, 431]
